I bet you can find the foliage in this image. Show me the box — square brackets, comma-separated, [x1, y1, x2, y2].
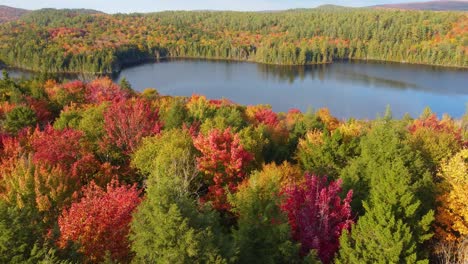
[0, 200, 45, 263]
[297, 129, 360, 179]
[435, 149, 468, 243]
[193, 128, 253, 211]
[3, 105, 37, 133]
[58, 180, 141, 263]
[1, 8, 465, 74]
[230, 167, 303, 264]
[130, 168, 228, 263]
[336, 122, 435, 263]
[281, 174, 353, 263]
[0, 76, 464, 262]
[102, 98, 162, 156]
[132, 129, 201, 195]
[408, 114, 465, 170]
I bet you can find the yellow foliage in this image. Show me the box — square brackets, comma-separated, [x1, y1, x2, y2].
[336, 120, 367, 141]
[299, 130, 324, 150]
[316, 108, 340, 132]
[435, 149, 468, 243]
[250, 162, 304, 189]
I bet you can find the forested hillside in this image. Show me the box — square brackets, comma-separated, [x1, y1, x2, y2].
[0, 73, 467, 263]
[374, 1, 468, 11]
[0, 7, 466, 73]
[0, 5, 30, 23]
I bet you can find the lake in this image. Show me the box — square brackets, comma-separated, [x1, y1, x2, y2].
[4, 59, 468, 119]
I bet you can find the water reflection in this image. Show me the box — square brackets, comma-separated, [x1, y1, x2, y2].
[255, 61, 466, 94]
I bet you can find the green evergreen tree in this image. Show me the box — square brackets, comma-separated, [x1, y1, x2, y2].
[336, 122, 434, 263]
[129, 175, 229, 264]
[130, 130, 230, 263]
[229, 170, 303, 264]
[161, 98, 188, 130]
[119, 77, 133, 92]
[3, 105, 37, 133]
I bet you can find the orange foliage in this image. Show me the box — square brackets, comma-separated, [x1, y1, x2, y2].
[316, 108, 340, 132]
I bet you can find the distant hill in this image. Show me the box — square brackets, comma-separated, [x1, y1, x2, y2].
[0, 5, 30, 23]
[314, 4, 352, 10]
[373, 0, 468, 11]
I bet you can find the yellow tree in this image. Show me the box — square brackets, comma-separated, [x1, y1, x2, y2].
[435, 149, 468, 242]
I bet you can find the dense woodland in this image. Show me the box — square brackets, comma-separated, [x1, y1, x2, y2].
[0, 7, 466, 73]
[0, 72, 466, 263]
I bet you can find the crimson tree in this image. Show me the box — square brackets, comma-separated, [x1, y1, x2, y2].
[281, 174, 353, 263]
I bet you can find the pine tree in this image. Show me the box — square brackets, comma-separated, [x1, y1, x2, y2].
[129, 167, 229, 263]
[230, 168, 303, 264]
[336, 122, 434, 263]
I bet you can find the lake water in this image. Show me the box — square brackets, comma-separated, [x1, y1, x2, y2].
[4, 59, 468, 119]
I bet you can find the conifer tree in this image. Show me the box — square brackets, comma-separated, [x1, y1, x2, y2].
[336, 122, 434, 263]
[131, 130, 228, 263]
[230, 168, 303, 264]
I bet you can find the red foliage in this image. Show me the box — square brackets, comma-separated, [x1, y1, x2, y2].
[45, 80, 86, 105]
[85, 77, 129, 104]
[288, 108, 302, 115]
[30, 125, 106, 184]
[193, 128, 253, 211]
[63, 80, 86, 93]
[48, 27, 87, 39]
[254, 108, 279, 127]
[208, 98, 235, 107]
[58, 180, 141, 263]
[409, 114, 465, 146]
[102, 98, 162, 154]
[31, 125, 85, 170]
[25, 97, 53, 123]
[183, 121, 201, 138]
[281, 174, 353, 264]
[0, 133, 24, 177]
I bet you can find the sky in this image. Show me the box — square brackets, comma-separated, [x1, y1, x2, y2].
[0, 0, 439, 13]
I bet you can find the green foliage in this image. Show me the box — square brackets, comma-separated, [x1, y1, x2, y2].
[298, 130, 360, 179]
[0, 200, 44, 263]
[3, 105, 37, 133]
[119, 77, 133, 92]
[336, 121, 435, 263]
[53, 108, 82, 130]
[238, 125, 269, 168]
[130, 172, 229, 263]
[77, 104, 106, 144]
[161, 98, 188, 130]
[132, 129, 201, 194]
[230, 170, 302, 264]
[200, 106, 246, 134]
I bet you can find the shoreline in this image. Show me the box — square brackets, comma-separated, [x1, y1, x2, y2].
[1, 56, 467, 76]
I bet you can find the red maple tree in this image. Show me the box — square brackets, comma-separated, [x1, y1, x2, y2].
[281, 174, 353, 263]
[193, 128, 253, 211]
[85, 77, 129, 104]
[102, 98, 162, 155]
[31, 125, 85, 170]
[58, 180, 141, 263]
[409, 114, 465, 146]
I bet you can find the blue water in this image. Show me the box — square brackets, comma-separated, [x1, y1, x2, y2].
[116, 59, 468, 119]
[4, 59, 468, 119]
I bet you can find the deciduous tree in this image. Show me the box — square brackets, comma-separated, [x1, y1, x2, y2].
[193, 128, 253, 211]
[58, 181, 141, 263]
[281, 174, 353, 263]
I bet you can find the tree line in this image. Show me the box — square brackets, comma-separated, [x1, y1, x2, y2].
[0, 7, 466, 73]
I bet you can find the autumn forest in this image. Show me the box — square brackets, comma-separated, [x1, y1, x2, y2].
[0, 3, 467, 264]
[0, 7, 466, 74]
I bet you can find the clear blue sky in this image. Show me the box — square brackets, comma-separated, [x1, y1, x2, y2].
[1, 0, 434, 13]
